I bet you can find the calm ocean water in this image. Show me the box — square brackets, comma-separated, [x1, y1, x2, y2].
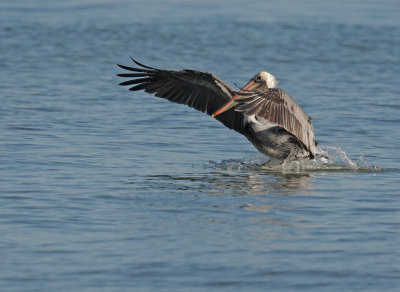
[1, 0, 399, 291]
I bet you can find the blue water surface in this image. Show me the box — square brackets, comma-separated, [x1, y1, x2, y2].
[0, 0, 399, 291]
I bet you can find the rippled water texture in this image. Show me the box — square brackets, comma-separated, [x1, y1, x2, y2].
[1, 0, 399, 291]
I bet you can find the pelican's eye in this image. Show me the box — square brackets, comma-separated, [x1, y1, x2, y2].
[256, 75, 262, 82]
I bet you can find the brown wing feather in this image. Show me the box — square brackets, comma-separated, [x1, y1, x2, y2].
[234, 88, 316, 156]
[117, 58, 246, 134]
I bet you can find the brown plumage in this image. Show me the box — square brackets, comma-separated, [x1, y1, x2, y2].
[117, 58, 317, 162]
[233, 88, 316, 156]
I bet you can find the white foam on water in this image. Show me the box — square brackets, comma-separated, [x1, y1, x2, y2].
[207, 145, 383, 173]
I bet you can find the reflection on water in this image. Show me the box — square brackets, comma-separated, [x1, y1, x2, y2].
[243, 172, 314, 196]
[146, 168, 314, 197]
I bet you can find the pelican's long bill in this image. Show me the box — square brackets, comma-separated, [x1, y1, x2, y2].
[211, 80, 257, 118]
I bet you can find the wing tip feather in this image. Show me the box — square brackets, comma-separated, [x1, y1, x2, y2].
[130, 57, 157, 70]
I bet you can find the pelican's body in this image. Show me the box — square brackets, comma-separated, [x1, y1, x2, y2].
[117, 58, 317, 163]
[244, 116, 311, 161]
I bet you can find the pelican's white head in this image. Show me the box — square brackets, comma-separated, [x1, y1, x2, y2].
[252, 71, 279, 89]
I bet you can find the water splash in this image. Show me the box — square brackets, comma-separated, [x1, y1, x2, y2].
[207, 145, 383, 173]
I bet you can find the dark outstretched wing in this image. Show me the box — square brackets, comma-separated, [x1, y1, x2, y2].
[234, 88, 316, 155]
[117, 58, 246, 134]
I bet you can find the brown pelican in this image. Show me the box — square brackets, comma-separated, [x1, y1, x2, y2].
[117, 58, 317, 163]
